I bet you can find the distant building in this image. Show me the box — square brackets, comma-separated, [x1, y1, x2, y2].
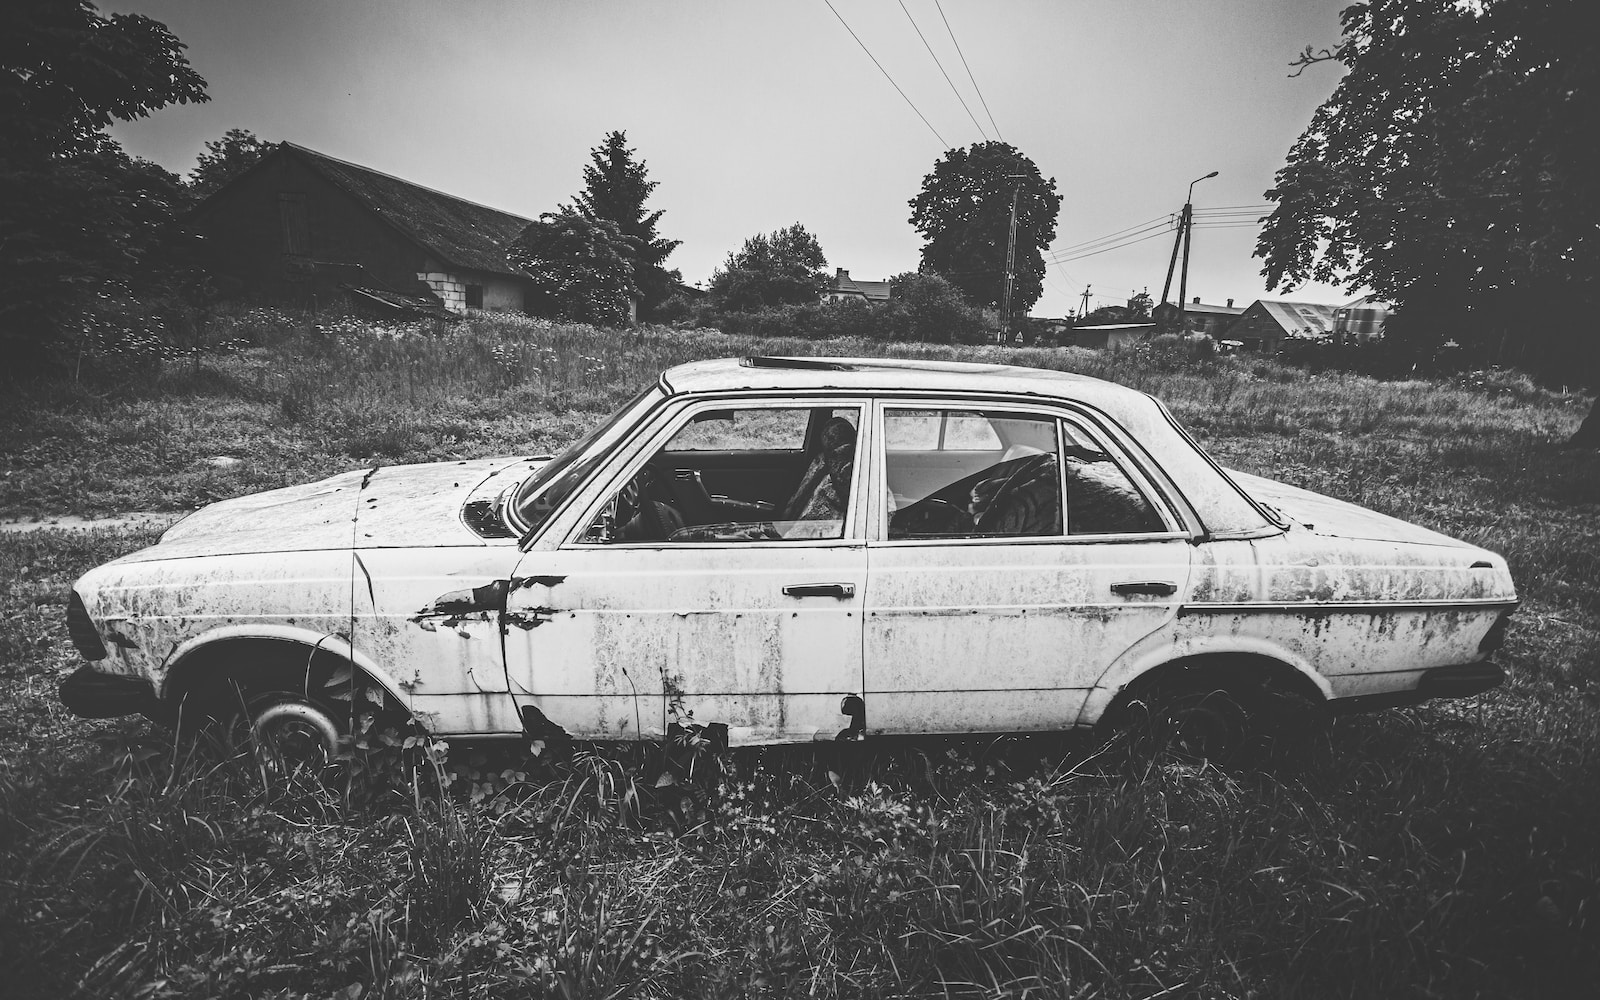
[189, 142, 536, 315]
[826, 268, 893, 304]
[1226, 299, 1340, 353]
[1074, 323, 1156, 350]
[1182, 297, 1245, 338]
[1333, 295, 1390, 344]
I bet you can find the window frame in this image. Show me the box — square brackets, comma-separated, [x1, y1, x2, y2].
[559, 394, 873, 549]
[868, 397, 1190, 546]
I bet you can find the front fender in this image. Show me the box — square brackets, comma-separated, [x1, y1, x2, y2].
[160, 623, 413, 712]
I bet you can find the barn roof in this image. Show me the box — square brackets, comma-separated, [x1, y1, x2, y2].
[282, 143, 534, 276]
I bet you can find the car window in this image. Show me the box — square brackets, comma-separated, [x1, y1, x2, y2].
[885, 409, 1063, 539]
[1059, 419, 1166, 536]
[586, 405, 861, 544]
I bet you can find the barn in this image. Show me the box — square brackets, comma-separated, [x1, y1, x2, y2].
[189, 142, 536, 315]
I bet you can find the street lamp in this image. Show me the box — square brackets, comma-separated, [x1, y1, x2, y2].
[1159, 170, 1219, 332]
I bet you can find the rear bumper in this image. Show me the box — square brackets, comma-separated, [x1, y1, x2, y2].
[1330, 661, 1506, 716]
[59, 665, 159, 719]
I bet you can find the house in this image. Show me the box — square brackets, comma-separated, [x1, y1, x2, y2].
[1181, 297, 1245, 338]
[1225, 299, 1341, 353]
[1333, 295, 1389, 344]
[826, 268, 892, 304]
[189, 142, 537, 315]
[1073, 323, 1156, 350]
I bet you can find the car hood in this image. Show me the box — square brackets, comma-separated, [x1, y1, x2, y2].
[1225, 469, 1476, 549]
[116, 457, 546, 563]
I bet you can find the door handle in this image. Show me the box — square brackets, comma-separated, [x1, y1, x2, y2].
[783, 583, 856, 599]
[1111, 581, 1178, 597]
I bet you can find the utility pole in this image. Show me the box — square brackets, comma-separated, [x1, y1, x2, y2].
[1175, 170, 1217, 334]
[1079, 285, 1092, 319]
[1000, 180, 1022, 343]
[1159, 210, 1184, 310]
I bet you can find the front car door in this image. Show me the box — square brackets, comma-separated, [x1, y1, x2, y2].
[503, 396, 871, 745]
[862, 399, 1193, 735]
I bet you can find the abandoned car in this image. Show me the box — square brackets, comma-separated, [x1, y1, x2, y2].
[61, 356, 1518, 759]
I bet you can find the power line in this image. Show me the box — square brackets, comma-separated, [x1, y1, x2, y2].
[823, 0, 949, 148]
[934, 0, 1001, 141]
[1050, 216, 1173, 257]
[898, 0, 988, 142]
[1050, 227, 1175, 263]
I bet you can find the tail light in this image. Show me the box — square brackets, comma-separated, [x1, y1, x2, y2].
[1479, 608, 1514, 653]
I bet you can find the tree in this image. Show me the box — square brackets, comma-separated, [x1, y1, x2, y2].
[570, 131, 681, 318]
[506, 210, 638, 326]
[887, 271, 985, 344]
[189, 127, 271, 199]
[708, 224, 830, 310]
[1, 0, 208, 369]
[1256, 0, 1600, 445]
[908, 141, 1062, 322]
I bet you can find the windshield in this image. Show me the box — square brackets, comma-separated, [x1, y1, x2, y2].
[509, 384, 662, 538]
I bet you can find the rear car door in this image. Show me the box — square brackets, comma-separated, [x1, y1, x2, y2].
[862, 401, 1192, 735]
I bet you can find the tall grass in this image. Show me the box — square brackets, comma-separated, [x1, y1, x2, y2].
[1, 309, 1596, 996]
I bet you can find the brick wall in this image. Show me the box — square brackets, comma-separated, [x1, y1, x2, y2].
[417, 271, 467, 313]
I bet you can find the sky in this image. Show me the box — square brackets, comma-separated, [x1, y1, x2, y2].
[108, 0, 1361, 318]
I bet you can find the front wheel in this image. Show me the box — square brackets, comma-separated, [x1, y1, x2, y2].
[246, 693, 343, 772]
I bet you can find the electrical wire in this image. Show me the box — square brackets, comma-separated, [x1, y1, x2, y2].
[1049, 227, 1176, 263]
[935, 0, 1001, 141]
[1049, 217, 1173, 257]
[898, 0, 988, 142]
[823, 0, 949, 148]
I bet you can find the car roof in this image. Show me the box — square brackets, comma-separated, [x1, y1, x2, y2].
[660, 356, 1147, 410]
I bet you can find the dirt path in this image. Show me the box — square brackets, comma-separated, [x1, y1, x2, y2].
[0, 512, 184, 535]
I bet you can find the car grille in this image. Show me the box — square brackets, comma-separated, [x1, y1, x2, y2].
[67, 591, 107, 661]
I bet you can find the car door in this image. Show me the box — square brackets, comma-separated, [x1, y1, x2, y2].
[862, 401, 1192, 735]
[501, 397, 871, 745]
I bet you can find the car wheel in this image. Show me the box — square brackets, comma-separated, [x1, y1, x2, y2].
[178, 677, 344, 774]
[1124, 685, 1251, 763]
[246, 693, 343, 772]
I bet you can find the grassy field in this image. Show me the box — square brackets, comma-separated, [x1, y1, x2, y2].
[1, 309, 1597, 997]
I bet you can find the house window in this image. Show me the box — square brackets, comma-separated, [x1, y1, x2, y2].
[278, 193, 308, 254]
[465, 284, 484, 309]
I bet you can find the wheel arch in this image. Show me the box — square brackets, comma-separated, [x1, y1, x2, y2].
[1077, 637, 1332, 729]
[159, 625, 411, 715]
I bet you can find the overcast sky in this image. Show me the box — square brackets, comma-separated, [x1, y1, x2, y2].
[109, 0, 1359, 317]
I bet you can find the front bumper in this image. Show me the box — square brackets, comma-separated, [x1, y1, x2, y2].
[58, 665, 160, 719]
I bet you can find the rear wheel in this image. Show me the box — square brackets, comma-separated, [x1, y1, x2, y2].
[1120, 685, 1252, 763]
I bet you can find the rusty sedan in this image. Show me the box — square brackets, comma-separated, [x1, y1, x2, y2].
[60, 356, 1518, 759]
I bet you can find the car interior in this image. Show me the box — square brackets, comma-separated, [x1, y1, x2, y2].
[594, 404, 1163, 543]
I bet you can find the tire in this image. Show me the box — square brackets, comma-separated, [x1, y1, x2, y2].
[1122, 684, 1251, 763]
[174, 664, 346, 775]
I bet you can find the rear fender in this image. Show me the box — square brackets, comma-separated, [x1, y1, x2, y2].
[1076, 634, 1332, 727]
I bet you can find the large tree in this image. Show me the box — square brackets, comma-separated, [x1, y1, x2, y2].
[188, 127, 271, 200]
[708, 224, 829, 311]
[1256, 0, 1600, 444]
[1, 0, 208, 369]
[570, 130, 681, 318]
[507, 210, 638, 326]
[908, 141, 1062, 321]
